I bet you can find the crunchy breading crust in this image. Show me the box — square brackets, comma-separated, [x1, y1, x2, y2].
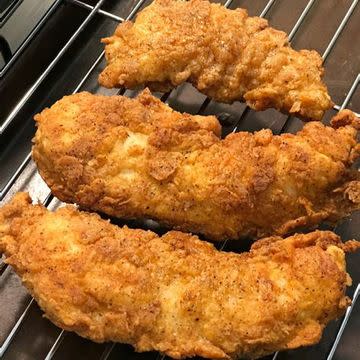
[99, 0, 332, 121]
[32, 91, 360, 241]
[0, 193, 358, 359]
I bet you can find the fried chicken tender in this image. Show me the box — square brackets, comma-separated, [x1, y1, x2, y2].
[32, 91, 360, 241]
[1, 193, 359, 359]
[99, 0, 332, 121]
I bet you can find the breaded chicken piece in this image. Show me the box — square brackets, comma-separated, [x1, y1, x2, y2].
[99, 0, 332, 121]
[32, 91, 360, 241]
[1, 193, 359, 359]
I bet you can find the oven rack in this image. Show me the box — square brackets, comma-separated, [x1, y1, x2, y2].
[0, 0, 359, 359]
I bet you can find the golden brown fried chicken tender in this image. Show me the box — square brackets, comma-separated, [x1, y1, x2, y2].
[32, 91, 360, 241]
[1, 193, 358, 359]
[99, 0, 332, 121]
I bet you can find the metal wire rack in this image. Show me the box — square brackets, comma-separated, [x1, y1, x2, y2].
[0, 0, 359, 359]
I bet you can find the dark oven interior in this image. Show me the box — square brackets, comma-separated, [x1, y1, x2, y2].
[0, 0, 359, 359]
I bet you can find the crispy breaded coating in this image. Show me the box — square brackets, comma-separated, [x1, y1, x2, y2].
[99, 0, 332, 121]
[0, 193, 358, 359]
[32, 91, 360, 241]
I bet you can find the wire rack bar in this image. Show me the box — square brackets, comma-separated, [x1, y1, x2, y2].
[327, 283, 360, 360]
[259, 0, 276, 18]
[223, 0, 234, 8]
[100, 343, 116, 360]
[0, 0, 22, 27]
[322, 0, 358, 61]
[74, 51, 105, 93]
[0, 255, 7, 276]
[288, 0, 316, 40]
[339, 73, 359, 111]
[0, 0, 63, 78]
[323, 0, 358, 62]
[333, 104, 359, 117]
[0, 0, 108, 135]
[67, 0, 124, 21]
[0, 153, 32, 201]
[44, 330, 65, 360]
[0, 298, 34, 356]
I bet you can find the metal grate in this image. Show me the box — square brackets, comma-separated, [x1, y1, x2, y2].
[0, 0, 359, 359]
